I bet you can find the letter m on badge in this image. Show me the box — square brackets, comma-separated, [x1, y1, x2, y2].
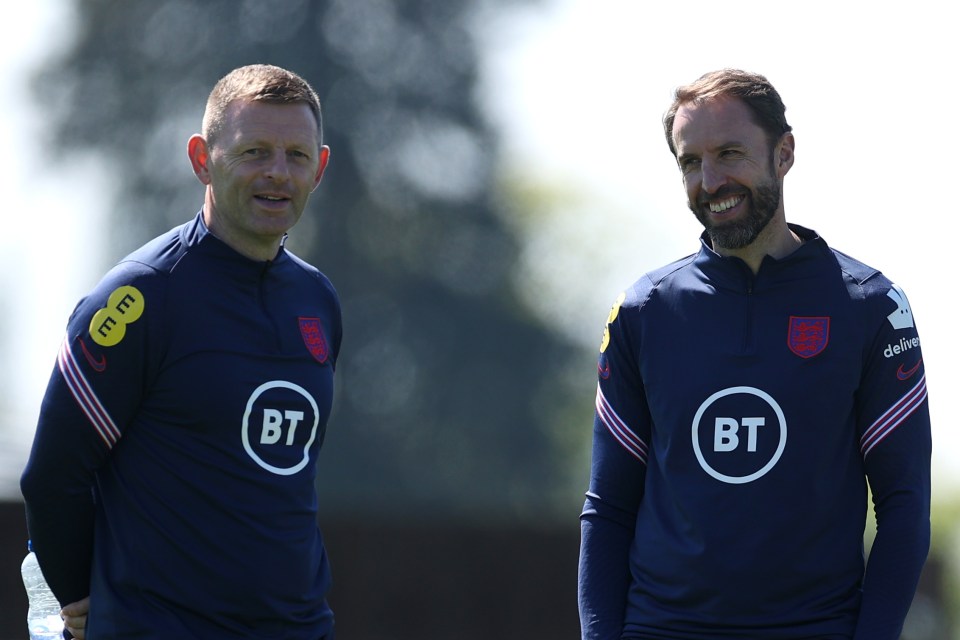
[787, 316, 830, 359]
[299, 317, 329, 364]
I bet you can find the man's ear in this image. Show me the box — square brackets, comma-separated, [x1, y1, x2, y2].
[313, 145, 331, 190]
[188, 134, 212, 185]
[776, 132, 795, 177]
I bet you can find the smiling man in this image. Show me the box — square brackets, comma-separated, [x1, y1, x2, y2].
[578, 69, 931, 640]
[21, 64, 340, 639]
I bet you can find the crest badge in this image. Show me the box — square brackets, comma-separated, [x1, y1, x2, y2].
[787, 316, 830, 359]
[299, 317, 329, 364]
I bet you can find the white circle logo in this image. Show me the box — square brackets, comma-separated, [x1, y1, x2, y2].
[241, 380, 319, 476]
[691, 386, 786, 484]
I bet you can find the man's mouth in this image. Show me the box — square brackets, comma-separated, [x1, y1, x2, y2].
[708, 194, 745, 213]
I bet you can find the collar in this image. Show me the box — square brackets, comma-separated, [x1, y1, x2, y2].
[694, 224, 832, 290]
[183, 210, 290, 268]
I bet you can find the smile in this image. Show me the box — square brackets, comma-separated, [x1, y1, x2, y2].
[709, 194, 744, 213]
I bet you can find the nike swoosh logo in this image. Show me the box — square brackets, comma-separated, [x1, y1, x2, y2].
[79, 338, 107, 372]
[897, 358, 922, 381]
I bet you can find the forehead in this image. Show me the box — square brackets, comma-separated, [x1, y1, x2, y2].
[672, 96, 767, 154]
[219, 99, 319, 146]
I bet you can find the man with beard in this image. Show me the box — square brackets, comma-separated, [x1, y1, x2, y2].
[578, 69, 931, 640]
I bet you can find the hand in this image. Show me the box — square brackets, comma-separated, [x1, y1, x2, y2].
[60, 597, 89, 640]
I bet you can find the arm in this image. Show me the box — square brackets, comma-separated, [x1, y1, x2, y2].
[579, 295, 649, 640]
[854, 384, 930, 640]
[20, 274, 154, 606]
[852, 285, 931, 640]
[20, 340, 108, 605]
[579, 406, 646, 640]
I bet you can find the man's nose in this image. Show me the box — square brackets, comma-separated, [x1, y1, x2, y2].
[700, 159, 726, 194]
[264, 152, 290, 181]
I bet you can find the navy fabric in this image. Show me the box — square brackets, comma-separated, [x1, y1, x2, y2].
[22, 212, 341, 639]
[579, 226, 931, 640]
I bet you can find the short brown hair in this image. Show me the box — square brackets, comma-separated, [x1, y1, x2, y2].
[202, 64, 323, 147]
[662, 69, 791, 158]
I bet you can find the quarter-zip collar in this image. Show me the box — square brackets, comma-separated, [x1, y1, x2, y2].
[181, 211, 290, 283]
[694, 224, 832, 293]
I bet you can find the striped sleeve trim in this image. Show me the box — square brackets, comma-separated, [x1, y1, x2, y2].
[57, 336, 122, 448]
[860, 374, 927, 458]
[596, 384, 648, 464]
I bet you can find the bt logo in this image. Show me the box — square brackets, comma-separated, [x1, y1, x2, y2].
[713, 417, 766, 452]
[242, 380, 320, 476]
[691, 386, 787, 484]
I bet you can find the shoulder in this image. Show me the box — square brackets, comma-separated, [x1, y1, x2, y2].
[643, 252, 698, 286]
[621, 253, 698, 310]
[831, 248, 885, 287]
[828, 247, 900, 303]
[122, 221, 196, 273]
[283, 250, 340, 303]
[599, 253, 697, 349]
[79, 219, 203, 321]
[821, 247, 922, 338]
[85, 225, 191, 305]
[65, 219, 209, 336]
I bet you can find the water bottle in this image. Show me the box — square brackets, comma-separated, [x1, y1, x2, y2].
[21, 540, 64, 640]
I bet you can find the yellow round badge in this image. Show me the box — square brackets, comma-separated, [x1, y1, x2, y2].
[600, 292, 626, 353]
[89, 285, 145, 347]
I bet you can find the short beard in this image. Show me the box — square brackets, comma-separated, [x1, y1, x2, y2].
[689, 163, 781, 251]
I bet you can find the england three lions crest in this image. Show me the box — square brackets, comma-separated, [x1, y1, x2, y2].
[788, 316, 830, 359]
[299, 317, 329, 364]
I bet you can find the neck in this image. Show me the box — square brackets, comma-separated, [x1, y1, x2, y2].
[202, 201, 281, 263]
[716, 215, 801, 274]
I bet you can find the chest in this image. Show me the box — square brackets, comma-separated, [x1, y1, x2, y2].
[636, 285, 867, 482]
[136, 272, 337, 475]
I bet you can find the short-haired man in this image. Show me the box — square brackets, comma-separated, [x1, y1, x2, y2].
[22, 64, 339, 639]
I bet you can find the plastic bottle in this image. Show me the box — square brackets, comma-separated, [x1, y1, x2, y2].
[20, 540, 64, 640]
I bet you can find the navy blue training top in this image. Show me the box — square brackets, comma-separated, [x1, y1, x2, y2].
[22, 212, 341, 639]
[579, 226, 931, 640]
